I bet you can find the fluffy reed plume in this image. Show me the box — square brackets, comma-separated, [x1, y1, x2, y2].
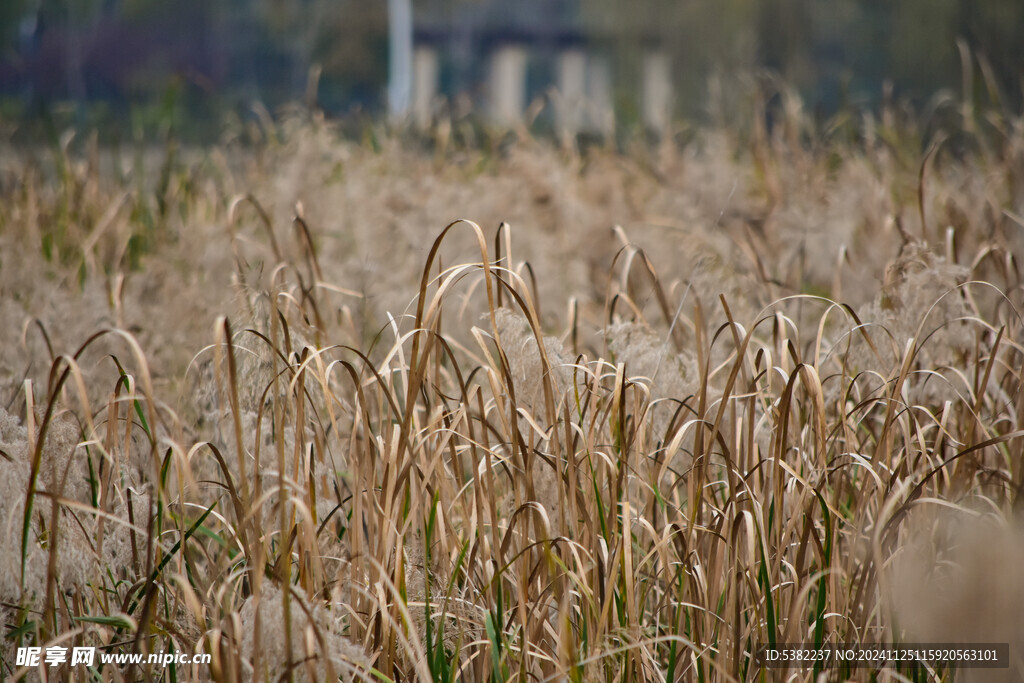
[234, 583, 368, 681]
[889, 510, 1024, 682]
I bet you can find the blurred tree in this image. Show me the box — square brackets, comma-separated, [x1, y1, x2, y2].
[311, 1, 388, 111]
[958, 1, 1024, 108]
[670, 0, 758, 115]
[236, 0, 388, 111]
[889, 0, 959, 98]
[580, 0, 759, 121]
[0, 0, 33, 58]
[3, 0, 1023, 135]
[758, 0, 812, 87]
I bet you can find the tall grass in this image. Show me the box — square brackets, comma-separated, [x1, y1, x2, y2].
[1, 91, 1023, 681]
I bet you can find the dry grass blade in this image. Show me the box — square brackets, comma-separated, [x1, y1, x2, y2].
[2, 102, 1023, 682]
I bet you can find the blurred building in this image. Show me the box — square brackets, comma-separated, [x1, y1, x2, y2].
[1, 0, 1021, 137]
[0, 0, 674, 135]
[400, 0, 672, 134]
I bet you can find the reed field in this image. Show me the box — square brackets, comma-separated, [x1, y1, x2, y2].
[1, 90, 1024, 681]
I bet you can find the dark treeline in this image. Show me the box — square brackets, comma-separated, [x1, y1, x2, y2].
[589, 0, 1023, 114]
[0, 0, 1021, 137]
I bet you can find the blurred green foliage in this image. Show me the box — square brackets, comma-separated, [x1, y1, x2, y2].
[0, 0, 30, 57]
[0, 0, 1021, 140]
[590, 0, 1023, 116]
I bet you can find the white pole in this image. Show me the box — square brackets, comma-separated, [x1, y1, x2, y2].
[556, 48, 586, 138]
[387, 0, 413, 120]
[412, 46, 439, 129]
[643, 50, 672, 135]
[488, 45, 527, 127]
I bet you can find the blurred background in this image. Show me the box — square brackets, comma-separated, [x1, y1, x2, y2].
[0, 0, 1021, 141]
